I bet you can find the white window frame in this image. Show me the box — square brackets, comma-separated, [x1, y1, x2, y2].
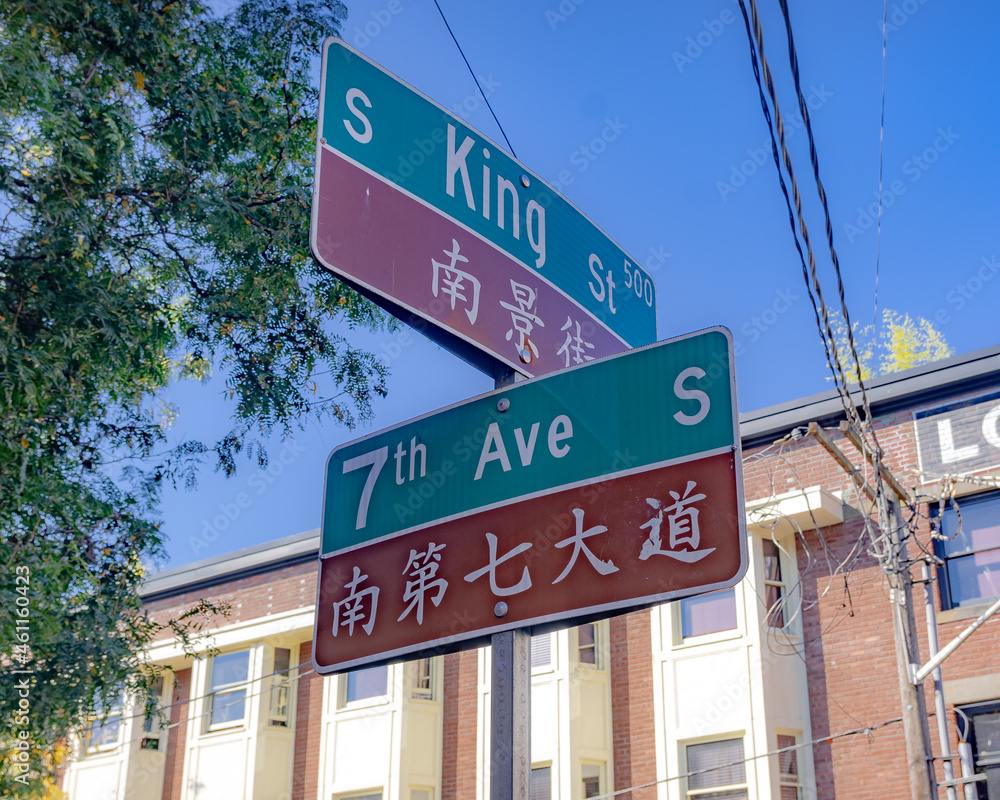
[268, 645, 294, 728]
[410, 657, 435, 701]
[206, 649, 252, 732]
[675, 587, 742, 646]
[85, 693, 124, 754]
[338, 664, 390, 709]
[762, 536, 790, 630]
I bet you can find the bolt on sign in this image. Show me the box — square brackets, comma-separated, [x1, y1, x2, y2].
[313, 328, 746, 674]
[310, 38, 657, 379]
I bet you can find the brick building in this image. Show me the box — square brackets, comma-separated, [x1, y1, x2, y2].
[63, 345, 1000, 800]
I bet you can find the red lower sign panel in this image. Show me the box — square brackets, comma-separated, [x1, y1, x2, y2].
[312, 146, 629, 377]
[313, 451, 744, 673]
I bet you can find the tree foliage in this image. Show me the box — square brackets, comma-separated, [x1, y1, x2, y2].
[831, 308, 953, 383]
[0, 0, 390, 792]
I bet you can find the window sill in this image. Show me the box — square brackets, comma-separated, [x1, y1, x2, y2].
[202, 721, 247, 737]
[672, 628, 743, 650]
[937, 598, 999, 625]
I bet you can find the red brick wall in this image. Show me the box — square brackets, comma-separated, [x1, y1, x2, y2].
[743, 402, 1000, 798]
[610, 609, 656, 800]
[145, 559, 318, 640]
[442, 649, 479, 800]
[292, 640, 323, 800]
[162, 668, 190, 800]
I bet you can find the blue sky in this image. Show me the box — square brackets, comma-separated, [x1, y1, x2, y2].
[153, 0, 1000, 569]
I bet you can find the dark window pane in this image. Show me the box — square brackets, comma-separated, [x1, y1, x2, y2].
[777, 734, 798, 778]
[274, 647, 291, 675]
[763, 539, 783, 582]
[579, 625, 597, 664]
[681, 589, 737, 638]
[945, 551, 1000, 606]
[346, 665, 388, 702]
[766, 583, 786, 628]
[941, 500, 1000, 558]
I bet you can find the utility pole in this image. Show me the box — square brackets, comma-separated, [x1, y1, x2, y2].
[809, 423, 936, 800]
[886, 499, 936, 800]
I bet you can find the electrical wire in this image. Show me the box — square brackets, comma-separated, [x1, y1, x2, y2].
[873, 0, 889, 341]
[431, 0, 517, 158]
[587, 715, 905, 800]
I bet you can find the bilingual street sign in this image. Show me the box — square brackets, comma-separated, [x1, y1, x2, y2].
[313, 328, 746, 674]
[310, 38, 657, 379]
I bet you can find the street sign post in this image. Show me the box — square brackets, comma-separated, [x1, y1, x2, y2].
[313, 327, 745, 674]
[310, 38, 657, 378]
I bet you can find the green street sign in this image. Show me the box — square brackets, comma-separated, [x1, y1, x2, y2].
[314, 327, 745, 673]
[312, 38, 656, 376]
[321, 327, 737, 556]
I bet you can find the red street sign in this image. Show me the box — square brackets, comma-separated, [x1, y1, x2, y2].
[314, 451, 744, 673]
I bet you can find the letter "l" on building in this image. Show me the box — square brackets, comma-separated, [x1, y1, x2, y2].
[937, 419, 979, 463]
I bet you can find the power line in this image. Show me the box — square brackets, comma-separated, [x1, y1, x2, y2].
[873, 0, 889, 341]
[587, 715, 904, 800]
[431, 0, 517, 158]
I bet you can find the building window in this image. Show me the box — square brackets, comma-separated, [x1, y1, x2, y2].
[530, 765, 551, 800]
[763, 539, 787, 628]
[341, 664, 388, 705]
[86, 694, 123, 752]
[936, 493, 1000, 609]
[338, 793, 382, 800]
[577, 624, 598, 666]
[582, 763, 603, 798]
[208, 650, 250, 729]
[960, 702, 1000, 800]
[531, 633, 552, 668]
[410, 789, 431, 800]
[777, 734, 802, 800]
[685, 738, 747, 799]
[680, 589, 738, 638]
[269, 647, 292, 727]
[411, 658, 434, 700]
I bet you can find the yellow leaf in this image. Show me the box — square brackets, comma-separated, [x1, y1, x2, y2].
[21, 438, 28, 448]
[216, 83, 227, 92]
[135, 72, 145, 91]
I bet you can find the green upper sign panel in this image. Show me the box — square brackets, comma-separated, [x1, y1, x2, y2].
[321, 328, 737, 556]
[318, 38, 656, 350]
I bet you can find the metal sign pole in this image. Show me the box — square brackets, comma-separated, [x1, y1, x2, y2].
[490, 629, 531, 800]
[489, 367, 531, 800]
